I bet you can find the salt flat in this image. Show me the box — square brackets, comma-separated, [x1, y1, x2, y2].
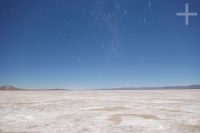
[0, 89, 200, 133]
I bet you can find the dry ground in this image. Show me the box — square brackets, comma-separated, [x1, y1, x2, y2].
[0, 89, 200, 133]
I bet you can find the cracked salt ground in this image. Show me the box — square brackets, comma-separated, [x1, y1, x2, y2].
[0, 90, 200, 133]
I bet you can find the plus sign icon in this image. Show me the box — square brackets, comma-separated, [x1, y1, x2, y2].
[176, 3, 198, 25]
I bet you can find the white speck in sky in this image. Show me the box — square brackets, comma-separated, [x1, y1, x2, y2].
[149, 0, 151, 8]
[108, 13, 111, 18]
[115, 4, 120, 10]
[124, 10, 127, 15]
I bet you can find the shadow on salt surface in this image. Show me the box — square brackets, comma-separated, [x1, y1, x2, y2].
[86, 106, 129, 111]
[105, 113, 164, 131]
[108, 114, 160, 124]
[90, 113, 164, 132]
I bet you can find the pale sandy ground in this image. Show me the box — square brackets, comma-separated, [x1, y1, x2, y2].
[0, 89, 200, 133]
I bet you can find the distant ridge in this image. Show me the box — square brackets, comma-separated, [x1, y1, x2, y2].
[0, 85, 70, 91]
[0, 85, 20, 90]
[0, 85, 200, 91]
[96, 85, 200, 90]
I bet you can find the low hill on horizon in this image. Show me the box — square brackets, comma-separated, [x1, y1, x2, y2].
[0, 85, 69, 91]
[0, 85, 20, 90]
[96, 85, 200, 90]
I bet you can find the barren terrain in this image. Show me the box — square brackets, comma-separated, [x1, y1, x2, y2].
[0, 89, 200, 133]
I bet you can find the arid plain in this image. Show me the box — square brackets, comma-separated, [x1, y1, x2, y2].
[0, 89, 200, 133]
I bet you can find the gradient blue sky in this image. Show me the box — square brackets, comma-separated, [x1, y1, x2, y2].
[0, 0, 200, 89]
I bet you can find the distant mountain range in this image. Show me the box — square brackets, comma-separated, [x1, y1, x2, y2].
[0, 85, 20, 90]
[0, 85, 200, 91]
[96, 85, 200, 90]
[0, 85, 68, 91]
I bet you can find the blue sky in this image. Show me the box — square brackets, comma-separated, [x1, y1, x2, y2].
[0, 0, 200, 89]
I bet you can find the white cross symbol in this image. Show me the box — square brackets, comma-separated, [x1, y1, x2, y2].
[176, 3, 198, 25]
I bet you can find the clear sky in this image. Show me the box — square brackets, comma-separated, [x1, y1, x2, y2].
[0, 0, 200, 89]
